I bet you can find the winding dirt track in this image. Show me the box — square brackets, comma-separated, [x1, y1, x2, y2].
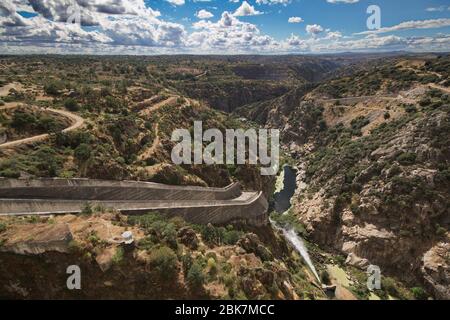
[136, 96, 181, 161]
[429, 83, 450, 94]
[0, 107, 85, 149]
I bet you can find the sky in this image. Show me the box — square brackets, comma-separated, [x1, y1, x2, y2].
[0, 0, 449, 55]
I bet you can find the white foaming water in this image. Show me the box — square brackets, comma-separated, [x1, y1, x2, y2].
[282, 228, 321, 283]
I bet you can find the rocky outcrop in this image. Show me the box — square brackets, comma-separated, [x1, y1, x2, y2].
[0, 223, 73, 255]
[292, 85, 450, 298]
[421, 239, 450, 299]
[177, 227, 199, 250]
[235, 85, 324, 145]
[238, 233, 274, 262]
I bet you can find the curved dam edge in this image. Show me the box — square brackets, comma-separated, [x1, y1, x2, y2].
[0, 192, 269, 226]
[0, 179, 269, 226]
[0, 178, 242, 201]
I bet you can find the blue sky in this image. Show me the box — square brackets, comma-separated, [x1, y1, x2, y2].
[1, 0, 449, 54]
[155, 0, 450, 38]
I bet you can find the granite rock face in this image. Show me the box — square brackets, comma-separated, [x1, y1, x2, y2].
[0, 222, 73, 255]
[421, 240, 450, 300]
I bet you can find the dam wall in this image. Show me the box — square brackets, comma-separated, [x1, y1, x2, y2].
[0, 179, 269, 226]
[0, 178, 242, 201]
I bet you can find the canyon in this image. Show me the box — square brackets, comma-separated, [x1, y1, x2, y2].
[0, 53, 448, 300]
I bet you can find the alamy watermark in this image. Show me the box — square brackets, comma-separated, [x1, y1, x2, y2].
[367, 5, 381, 30]
[66, 265, 81, 290]
[67, 0, 81, 25]
[367, 265, 381, 290]
[171, 121, 280, 176]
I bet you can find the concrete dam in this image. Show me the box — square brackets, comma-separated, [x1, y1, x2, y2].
[0, 179, 269, 226]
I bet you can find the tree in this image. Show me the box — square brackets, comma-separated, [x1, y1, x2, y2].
[64, 98, 79, 112]
[44, 82, 61, 96]
[74, 143, 91, 162]
[34, 146, 60, 176]
[37, 116, 58, 132]
[11, 110, 37, 129]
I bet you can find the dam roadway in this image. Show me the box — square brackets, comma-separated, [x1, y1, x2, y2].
[0, 179, 269, 226]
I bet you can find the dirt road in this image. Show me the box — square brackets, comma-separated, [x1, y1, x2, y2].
[0, 108, 85, 149]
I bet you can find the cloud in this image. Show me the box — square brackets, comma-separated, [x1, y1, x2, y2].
[196, 9, 214, 20]
[256, 0, 291, 5]
[288, 17, 303, 23]
[165, 0, 185, 6]
[233, 1, 263, 17]
[0, 0, 185, 48]
[306, 24, 324, 36]
[357, 18, 450, 35]
[426, 6, 450, 12]
[326, 0, 359, 3]
[1, 0, 449, 55]
[189, 11, 275, 52]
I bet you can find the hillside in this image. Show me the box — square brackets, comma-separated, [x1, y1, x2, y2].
[0, 54, 448, 300]
[0, 211, 327, 300]
[0, 56, 271, 192]
[236, 54, 450, 299]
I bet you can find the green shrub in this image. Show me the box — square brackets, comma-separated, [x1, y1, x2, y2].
[33, 146, 62, 176]
[64, 98, 79, 112]
[382, 277, 400, 297]
[207, 258, 217, 275]
[197, 224, 244, 246]
[112, 247, 124, 265]
[397, 152, 417, 166]
[187, 262, 205, 289]
[181, 254, 193, 276]
[320, 270, 331, 285]
[223, 229, 241, 245]
[436, 225, 447, 236]
[11, 110, 37, 129]
[81, 202, 93, 215]
[37, 116, 58, 132]
[44, 82, 61, 96]
[74, 143, 92, 162]
[87, 232, 100, 246]
[149, 246, 178, 281]
[0, 168, 20, 178]
[411, 287, 427, 300]
[0, 222, 7, 233]
[129, 213, 178, 249]
[419, 98, 431, 107]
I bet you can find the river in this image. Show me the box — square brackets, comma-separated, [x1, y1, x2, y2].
[273, 166, 297, 213]
[272, 165, 321, 283]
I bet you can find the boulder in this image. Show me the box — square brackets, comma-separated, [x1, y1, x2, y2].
[177, 227, 199, 250]
[237, 233, 273, 261]
[345, 253, 369, 269]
